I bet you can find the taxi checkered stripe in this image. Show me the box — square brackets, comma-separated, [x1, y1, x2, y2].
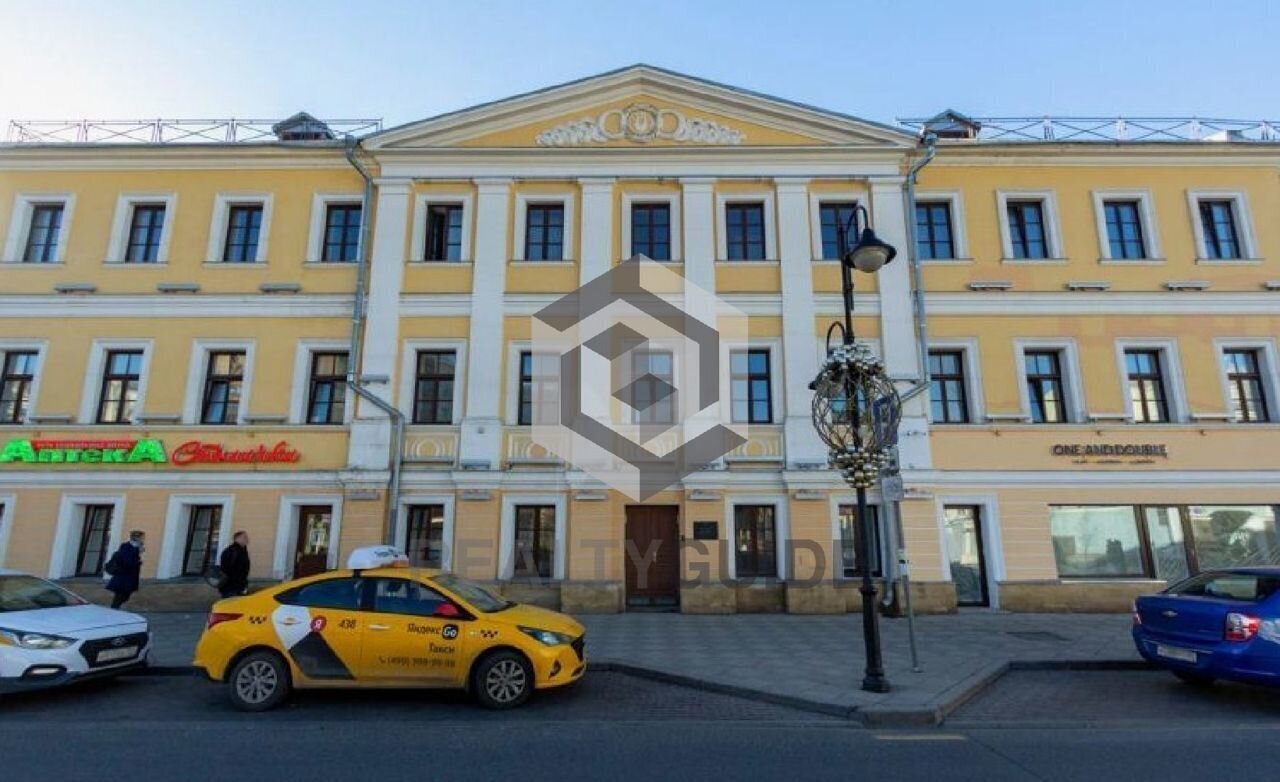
[478, 629, 499, 639]
[248, 616, 267, 625]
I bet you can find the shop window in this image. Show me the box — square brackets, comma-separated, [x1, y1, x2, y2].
[734, 505, 777, 578]
[404, 504, 444, 568]
[513, 505, 555, 579]
[1050, 506, 1146, 578]
[1188, 506, 1280, 571]
[837, 504, 881, 577]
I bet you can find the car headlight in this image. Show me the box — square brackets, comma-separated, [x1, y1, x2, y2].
[0, 628, 74, 650]
[518, 626, 575, 646]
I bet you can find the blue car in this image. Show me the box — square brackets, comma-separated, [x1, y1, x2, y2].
[1133, 567, 1280, 686]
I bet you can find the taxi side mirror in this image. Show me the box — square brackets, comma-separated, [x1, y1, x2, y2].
[433, 603, 461, 618]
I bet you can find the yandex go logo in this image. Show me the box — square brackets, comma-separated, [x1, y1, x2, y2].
[530, 257, 751, 500]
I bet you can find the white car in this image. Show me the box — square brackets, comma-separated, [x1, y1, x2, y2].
[0, 569, 150, 692]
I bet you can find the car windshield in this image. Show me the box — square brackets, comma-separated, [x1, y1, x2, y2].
[433, 574, 512, 613]
[0, 576, 88, 612]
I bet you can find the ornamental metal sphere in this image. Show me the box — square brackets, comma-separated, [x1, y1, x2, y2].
[810, 343, 901, 489]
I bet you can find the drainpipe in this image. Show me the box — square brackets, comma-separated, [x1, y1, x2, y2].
[898, 131, 938, 403]
[344, 136, 404, 545]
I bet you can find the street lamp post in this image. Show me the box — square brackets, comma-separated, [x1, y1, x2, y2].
[810, 204, 900, 694]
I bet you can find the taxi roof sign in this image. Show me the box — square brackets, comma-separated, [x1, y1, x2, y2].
[347, 546, 410, 571]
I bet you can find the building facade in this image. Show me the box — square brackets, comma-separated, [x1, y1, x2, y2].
[2, 66, 1278, 612]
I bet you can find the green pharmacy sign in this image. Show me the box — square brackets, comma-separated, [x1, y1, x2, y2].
[0, 438, 167, 465]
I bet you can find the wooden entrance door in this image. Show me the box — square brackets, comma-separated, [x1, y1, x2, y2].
[625, 506, 680, 609]
[294, 505, 333, 578]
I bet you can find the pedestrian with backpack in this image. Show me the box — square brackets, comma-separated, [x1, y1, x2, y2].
[105, 530, 145, 609]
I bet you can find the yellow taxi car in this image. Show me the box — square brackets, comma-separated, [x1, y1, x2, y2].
[193, 546, 585, 711]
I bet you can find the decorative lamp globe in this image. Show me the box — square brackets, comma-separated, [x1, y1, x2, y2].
[809, 343, 901, 489]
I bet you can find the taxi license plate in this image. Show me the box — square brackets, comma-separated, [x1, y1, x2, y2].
[1156, 644, 1197, 663]
[96, 646, 138, 663]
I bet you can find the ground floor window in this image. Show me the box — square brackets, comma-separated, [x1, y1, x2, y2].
[1050, 504, 1280, 580]
[182, 505, 222, 577]
[734, 505, 777, 578]
[76, 504, 113, 576]
[837, 504, 881, 578]
[405, 504, 444, 568]
[513, 505, 555, 579]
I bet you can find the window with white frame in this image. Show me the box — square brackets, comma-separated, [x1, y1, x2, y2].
[306, 194, 363, 263]
[928, 350, 971, 423]
[306, 351, 349, 424]
[411, 193, 473, 263]
[996, 191, 1062, 260]
[622, 193, 681, 262]
[1220, 346, 1273, 423]
[1188, 191, 1256, 261]
[3, 194, 74, 264]
[0, 348, 40, 423]
[716, 192, 776, 261]
[513, 193, 574, 262]
[912, 191, 967, 261]
[1092, 191, 1159, 261]
[734, 504, 778, 578]
[1014, 341, 1084, 424]
[1120, 346, 1180, 424]
[106, 195, 175, 264]
[499, 495, 564, 581]
[184, 342, 253, 425]
[730, 349, 773, 423]
[207, 194, 272, 264]
[97, 350, 144, 424]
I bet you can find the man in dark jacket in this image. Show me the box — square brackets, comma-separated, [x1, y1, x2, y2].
[105, 530, 145, 609]
[218, 531, 251, 598]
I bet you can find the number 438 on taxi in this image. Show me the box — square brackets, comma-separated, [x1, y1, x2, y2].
[193, 546, 586, 711]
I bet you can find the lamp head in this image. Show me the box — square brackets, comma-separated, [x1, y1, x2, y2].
[844, 227, 897, 274]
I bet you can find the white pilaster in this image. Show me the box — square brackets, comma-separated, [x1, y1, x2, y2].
[871, 178, 932, 471]
[578, 177, 614, 283]
[680, 178, 716, 294]
[775, 178, 826, 466]
[459, 178, 512, 469]
[349, 179, 410, 470]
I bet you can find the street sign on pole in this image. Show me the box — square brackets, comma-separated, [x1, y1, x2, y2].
[880, 473, 904, 502]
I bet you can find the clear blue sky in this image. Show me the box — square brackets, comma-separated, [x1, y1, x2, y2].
[2, 0, 1276, 127]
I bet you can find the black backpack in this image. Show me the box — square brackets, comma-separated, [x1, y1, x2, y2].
[103, 551, 121, 576]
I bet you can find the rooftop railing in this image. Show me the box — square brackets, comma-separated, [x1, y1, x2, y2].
[4, 118, 383, 144]
[897, 116, 1280, 143]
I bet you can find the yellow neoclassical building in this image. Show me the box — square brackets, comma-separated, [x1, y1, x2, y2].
[1, 66, 1278, 613]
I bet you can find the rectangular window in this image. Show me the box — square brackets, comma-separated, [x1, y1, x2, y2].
[1103, 200, 1147, 259]
[321, 204, 361, 263]
[524, 204, 564, 261]
[1144, 506, 1191, 583]
[631, 350, 674, 424]
[725, 202, 766, 260]
[734, 505, 777, 579]
[1006, 200, 1048, 259]
[182, 505, 222, 577]
[838, 504, 881, 578]
[630, 203, 671, 260]
[1199, 200, 1241, 259]
[1224, 349, 1269, 423]
[914, 202, 955, 260]
[730, 349, 772, 423]
[424, 203, 464, 261]
[222, 205, 264, 263]
[928, 350, 969, 423]
[819, 202, 858, 260]
[22, 204, 64, 263]
[404, 504, 445, 568]
[97, 350, 143, 424]
[1025, 350, 1067, 423]
[1187, 506, 1280, 571]
[76, 505, 114, 577]
[200, 351, 246, 425]
[513, 505, 555, 578]
[1050, 506, 1146, 578]
[124, 205, 166, 263]
[413, 350, 456, 425]
[1125, 349, 1169, 423]
[306, 352, 348, 424]
[0, 351, 37, 424]
[517, 351, 533, 426]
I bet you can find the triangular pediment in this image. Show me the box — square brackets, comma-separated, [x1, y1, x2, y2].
[367, 65, 914, 150]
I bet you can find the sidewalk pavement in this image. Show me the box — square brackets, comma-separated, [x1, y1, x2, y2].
[143, 610, 1138, 725]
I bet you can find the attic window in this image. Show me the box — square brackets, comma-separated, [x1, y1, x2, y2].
[272, 112, 335, 142]
[922, 110, 981, 140]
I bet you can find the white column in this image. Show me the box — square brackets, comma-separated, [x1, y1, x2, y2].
[349, 179, 410, 470]
[871, 178, 932, 471]
[775, 178, 826, 466]
[458, 178, 512, 469]
[578, 177, 614, 283]
[680, 178, 716, 294]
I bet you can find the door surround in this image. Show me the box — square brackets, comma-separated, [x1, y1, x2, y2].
[273, 494, 344, 579]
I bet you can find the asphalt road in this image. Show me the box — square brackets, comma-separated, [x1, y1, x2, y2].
[4, 670, 1280, 781]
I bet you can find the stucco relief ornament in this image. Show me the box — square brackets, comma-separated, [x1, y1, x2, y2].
[535, 103, 745, 146]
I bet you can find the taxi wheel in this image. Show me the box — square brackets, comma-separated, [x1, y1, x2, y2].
[473, 651, 533, 709]
[227, 650, 291, 712]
